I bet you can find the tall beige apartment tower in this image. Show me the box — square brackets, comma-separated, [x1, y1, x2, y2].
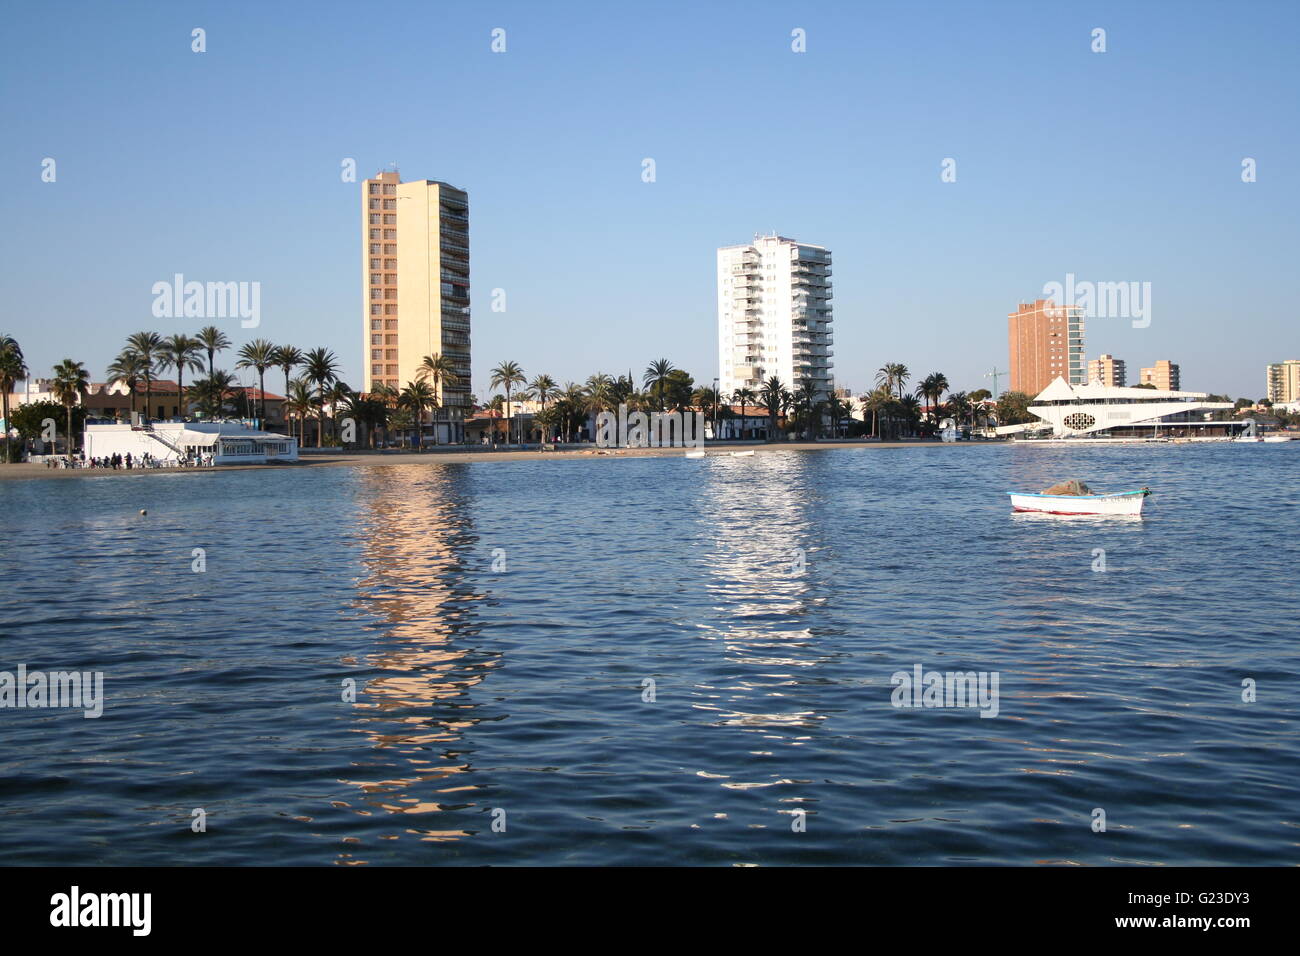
[1087, 353, 1127, 387]
[362, 171, 471, 442]
[1139, 359, 1181, 391]
[1266, 360, 1300, 403]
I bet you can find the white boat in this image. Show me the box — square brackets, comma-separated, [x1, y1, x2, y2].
[684, 450, 705, 458]
[730, 450, 755, 457]
[1263, 435, 1293, 443]
[1008, 488, 1151, 516]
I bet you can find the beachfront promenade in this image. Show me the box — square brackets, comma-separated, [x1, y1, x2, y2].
[0, 438, 981, 479]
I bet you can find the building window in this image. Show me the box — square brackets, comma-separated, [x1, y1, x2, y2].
[384, 259, 396, 269]
[383, 215, 396, 225]
[371, 335, 382, 345]
[370, 258, 380, 268]
[383, 184, 395, 195]
[370, 243, 380, 254]
[371, 319, 382, 329]
[370, 289, 382, 300]
[384, 319, 398, 329]
[369, 183, 379, 194]
[372, 349, 383, 360]
[370, 305, 382, 316]
[383, 200, 396, 210]
[384, 230, 395, 239]
[369, 214, 379, 224]
[372, 364, 383, 376]
[370, 229, 380, 239]
[384, 244, 395, 254]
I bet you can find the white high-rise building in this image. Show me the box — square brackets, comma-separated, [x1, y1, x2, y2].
[717, 235, 833, 403]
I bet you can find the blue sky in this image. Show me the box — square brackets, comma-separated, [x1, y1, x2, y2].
[1, 0, 1296, 400]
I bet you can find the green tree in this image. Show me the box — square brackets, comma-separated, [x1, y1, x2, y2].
[158, 334, 205, 419]
[51, 359, 89, 453]
[419, 353, 462, 445]
[271, 345, 303, 416]
[191, 370, 239, 420]
[398, 379, 436, 448]
[236, 339, 278, 421]
[759, 376, 787, 441]
[995, 390, 1034, 425]
[489, 361, 527, 444]
[918, 371, 949, 433]
[105, 349, 148, 420]
[877, 363, 910, 400]
[0, 334, 28, 462]
[643, 358, 676, 411]
[126, 331, 163, 421]
[195, 326, 231, 375]
[302, 348, 340, 447]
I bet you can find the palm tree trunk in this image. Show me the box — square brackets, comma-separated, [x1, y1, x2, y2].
[258, 369, 266, 421]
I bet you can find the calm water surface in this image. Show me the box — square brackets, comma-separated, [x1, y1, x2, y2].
[1, 443, 1297, 865]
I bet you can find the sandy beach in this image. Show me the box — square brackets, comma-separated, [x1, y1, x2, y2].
[0, 439, 978, 480]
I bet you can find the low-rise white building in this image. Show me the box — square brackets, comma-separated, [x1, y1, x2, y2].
[84, 422, 298, 465]
[1025, 377, 1236, 438]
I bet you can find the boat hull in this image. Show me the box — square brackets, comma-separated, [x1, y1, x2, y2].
[1008, 490, 1148, 516]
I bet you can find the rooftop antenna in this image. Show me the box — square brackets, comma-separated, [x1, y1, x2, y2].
[985, 366, 1005, 398]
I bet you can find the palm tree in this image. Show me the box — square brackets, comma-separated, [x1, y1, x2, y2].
[865, 386, 893, 439]
[157, 334, 205, 420]
[398, 380, 436, 448]
[106, 349, 148, 420]
[876, 363, 910, 401]
[918, 371, 949, 433]
[191, 370, 239, 420]
[897, 395, 922, 437]
[643, 359, 676, 411]
[271, 345, 303, 421]
[732, 387, 756, 439]
[236, 339, 278, 422]
[196, 326, 231, 376]
[283, 377, 315, 446]
[794, 379, 821, 440]
[0, 334, 28, 462]
[758, 376, 786, 441]
[584, 373, 615, 415]
[527, 374, 558, 441]
[126, 331, 163, 422]
[559, 382, 587, 442]
[947, 390, 972, 433]
[489, 361, 527, 445]
[417, 353, 461, 445]
[51, 359, 89, 454]
[324, 380, 353, 442]
[826, 393, 847, 439]
[302, 348, 340, 447]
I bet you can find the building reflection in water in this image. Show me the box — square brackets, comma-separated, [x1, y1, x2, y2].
[337, 465, 496, 857]
[690, 455, 834, 813]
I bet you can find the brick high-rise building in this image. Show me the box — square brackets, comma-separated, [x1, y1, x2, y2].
[1008, 298, 1085, 396]
[362, 171, 470, 441]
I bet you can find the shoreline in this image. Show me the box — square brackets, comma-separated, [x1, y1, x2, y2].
[0, 439, 983, 480]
